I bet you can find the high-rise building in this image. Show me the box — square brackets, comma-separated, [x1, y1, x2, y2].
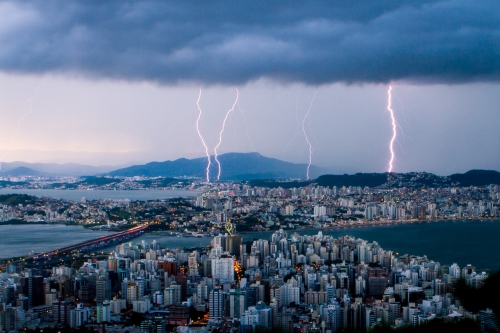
[211, 254, 235, 283]
[110, 298, 127, 314]
[2, 306, 25, 331]
[365, 206, 374, 221]
[202, 257, 212, 277]
[226, 235, 243, 257]
[188, 253, 200, 277]
[279, 280, 300, 307]
[368, 269, 388, 298]
[167, 305, 190, 326]
[196, 196, 204, 208]
[209, 289, 226, 319]
[276, 310, 294, 333]
[320, 303, 341, 333]
[19, 276, 44, 308]
[52, 299, 74, 325]
[252, 239, 269, 263]
[127, 285, 138, 305]
[96, 276, 111, 305]
[16, 294, 29, 311]
[96, 300, 111, 323]
[133, 297, 151, 313]
[239, 307, 260, 328]
[449, 263, 461, 278]
[69, 304, 90, 328]
[157, 260, 177, 277]
[313, 205, 326, 217]
[164, 284, 182, 306]
[45, 291, 58, 306]
[141, 316, 167, 333]
[229, 289, 247, 319]
[478, 309, 500, 333]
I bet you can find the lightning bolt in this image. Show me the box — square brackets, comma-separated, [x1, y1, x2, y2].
[393, 91, 418, 155]
[302, 90, 317, 180]
[237, 101, 256, 152]
[0, 80, 46, 170]
[387, 85, 397, 173]
[214, 88, 239, 181]
[196, 88, 211, 182]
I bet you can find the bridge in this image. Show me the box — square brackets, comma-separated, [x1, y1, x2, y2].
[29, 225, 148, 261]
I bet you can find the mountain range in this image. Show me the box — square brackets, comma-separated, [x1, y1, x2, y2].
[249, 170, 500, 188]
[0, 153, 499, 187]
[0, 161, 117, 177]
[0, 153, 328, 179]
[108, 152, 329, 180]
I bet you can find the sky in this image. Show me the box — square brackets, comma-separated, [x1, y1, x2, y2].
[0, 0, 499, 175]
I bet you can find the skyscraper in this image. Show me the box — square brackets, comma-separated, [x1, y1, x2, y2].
[229, 289, 247, 319]
[209, 289, 226, 319]
[96, 300, 111, 323]
[226, 235, 243, 257]
[211, 254, 235, 283]
[96, 275, 111, 305]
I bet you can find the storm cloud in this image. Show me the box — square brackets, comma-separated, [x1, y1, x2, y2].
[0, 0, 499, 85]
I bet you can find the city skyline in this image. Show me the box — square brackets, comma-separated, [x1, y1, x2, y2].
[2, 3, 500, 330]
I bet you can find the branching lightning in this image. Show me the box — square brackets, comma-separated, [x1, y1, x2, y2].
[302, 90, 317, 180]
[387, 85, 397, 172]
[196, 88, 211, 182]
[214, 88, 239, 181]
[0, 80, 46, 170]
[237, 101, 256, 152]
[393, 91, 418, 154]
[284, 87, 304, 149]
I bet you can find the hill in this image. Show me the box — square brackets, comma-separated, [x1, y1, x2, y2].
[248, 170, 500, 188]
[0, 161, 118, 176]
[0, 166, 44, 177]
[449, 170, 500, 186]
[316, 173, 388, 187]
[248, 174, 388, 189]
[108, 152, 328, 180]
[0, 194, 40, 206]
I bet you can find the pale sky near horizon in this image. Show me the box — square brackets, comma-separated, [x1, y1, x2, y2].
[0, 1, 499, 175]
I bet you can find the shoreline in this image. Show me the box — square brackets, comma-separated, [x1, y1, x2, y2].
[238, 217, 500, 235]
[1, 218, 498, 266]
[0, 188, 200, 201]
[1, 216, 496, 233]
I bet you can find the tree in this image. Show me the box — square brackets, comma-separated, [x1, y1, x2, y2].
[453, 271, 500, 316]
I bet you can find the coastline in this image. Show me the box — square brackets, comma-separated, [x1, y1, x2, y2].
[0, 188, 200, 201]
[2, 218, 500, 271]
[238, 217, 500, 235]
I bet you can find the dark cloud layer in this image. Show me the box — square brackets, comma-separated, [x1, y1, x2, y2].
[0, 0, 499, 85]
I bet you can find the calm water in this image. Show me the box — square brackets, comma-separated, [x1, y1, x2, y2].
[0, 224, 115, 258]
[0, 189, 199, 201]
[2, 220, 499, 272]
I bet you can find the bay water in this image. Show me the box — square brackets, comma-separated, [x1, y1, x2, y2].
[0, 189, 199, 201]
[2, 219, 497, 271]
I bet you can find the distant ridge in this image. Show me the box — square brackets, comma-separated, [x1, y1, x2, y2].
[0, 161, 117, 176]
[108, 152, 329, 179]
[449, 170, 500, 186]
[0, 166, 44, 177]
[0, 154, 498, 187]
[315, 173, 388, 187]
[249, 170, 500, 188]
